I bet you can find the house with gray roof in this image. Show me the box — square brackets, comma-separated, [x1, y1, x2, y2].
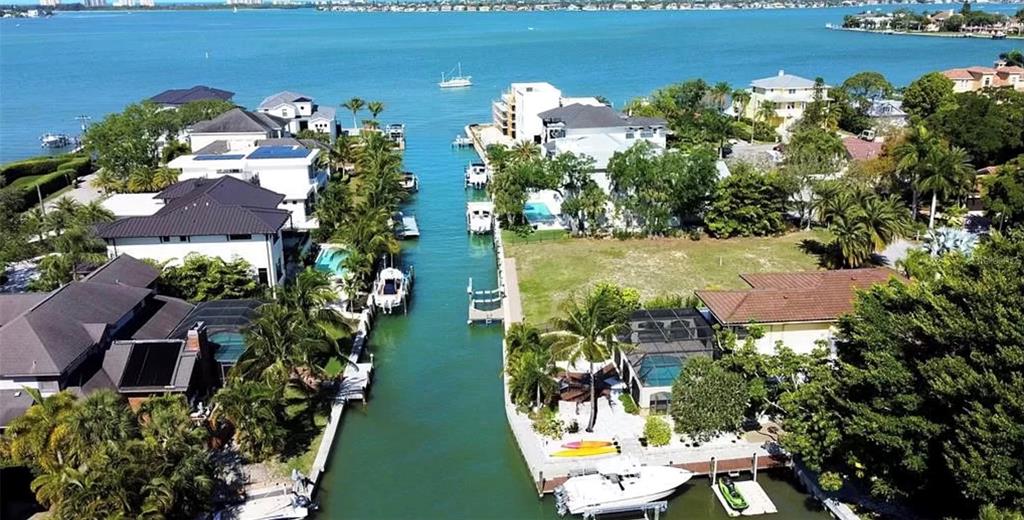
[187, 107, 290, 152]
[149, 85, 235, 107]
[97, 176, 289, 289]
[0, 255, 219, 428]
[258, 90, 338, 139]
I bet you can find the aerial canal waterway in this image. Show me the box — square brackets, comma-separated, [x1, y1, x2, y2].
[1, 6, 1020, 518]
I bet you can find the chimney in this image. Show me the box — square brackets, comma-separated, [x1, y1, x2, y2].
[186, 321, 207, 352]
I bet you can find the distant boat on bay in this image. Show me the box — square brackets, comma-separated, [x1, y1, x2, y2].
[439, 62, 472, 88]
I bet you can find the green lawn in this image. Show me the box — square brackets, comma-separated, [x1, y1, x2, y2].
[269, 429, 325, 479]
[504, 229, 832, 325]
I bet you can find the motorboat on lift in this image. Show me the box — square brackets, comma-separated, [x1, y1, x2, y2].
[465, 162, 489, 189]
[400, 171, 419, 192]
[554, 460, 693, 517]
[371, 263, 413, 314]
[466, 201, 494, 235]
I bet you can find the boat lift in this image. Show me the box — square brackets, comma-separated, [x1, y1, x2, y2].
[580, 500, 668, 520]
[467, 277, 503, 324]
[709, 456, 778, 517]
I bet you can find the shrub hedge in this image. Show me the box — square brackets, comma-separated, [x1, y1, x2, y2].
[0, 154, 92, 211]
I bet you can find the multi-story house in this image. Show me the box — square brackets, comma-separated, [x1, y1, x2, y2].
[741, 70, 828, 132]
[97, 176, 290, 288]
[942, 65, 1024, 93]
[257, 91, 338, 139]
[185, 107, 289, 152]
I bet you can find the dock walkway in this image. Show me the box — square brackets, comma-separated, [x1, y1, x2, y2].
[712, 480, 778, 516]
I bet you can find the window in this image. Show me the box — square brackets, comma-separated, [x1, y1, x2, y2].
[228, 234, 252, 241]
[650, 392, 672, 415]
[159, 236, 170, 243]
[788, 88, 796, 94]
[625, 132, 635, 139]
[178, 236, 189, 242]
[257, 268, 268, 284]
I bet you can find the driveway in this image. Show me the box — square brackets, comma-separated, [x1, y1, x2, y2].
[43, 173, 106, 209]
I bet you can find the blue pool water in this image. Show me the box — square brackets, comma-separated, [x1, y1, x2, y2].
[209, 331, 246, 364]
[523, 201, 556, 224]
[314, 247, 348, 277]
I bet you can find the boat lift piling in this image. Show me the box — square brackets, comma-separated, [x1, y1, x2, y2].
[710, 453, 779, 517]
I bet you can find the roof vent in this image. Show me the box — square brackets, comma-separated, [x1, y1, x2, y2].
[778, 70, 785, 77]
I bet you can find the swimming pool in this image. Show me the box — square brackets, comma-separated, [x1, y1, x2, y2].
[523, 202, 556, 225]
[210, 331, 247, 364]
[314, 247, 349, 277]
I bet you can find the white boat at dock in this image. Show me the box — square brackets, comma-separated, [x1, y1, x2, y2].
[452, 135, 473, 147]
[371, 264, 413, 314]
[39, 133, 78, 149]
[386, 123, 406, 149]
[401, 171, 419, 192]
[439, 62, 472, 88]
[466, 201, 494, 235]
[396, 212, 420, 239]
[465, 162, 489, 189]
[554, 461, 693, 517]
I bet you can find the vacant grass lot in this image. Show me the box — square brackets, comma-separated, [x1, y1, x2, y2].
[504, 229, 831, 325]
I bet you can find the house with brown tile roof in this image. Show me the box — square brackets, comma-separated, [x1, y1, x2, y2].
[941, 65, 1024, 93]
[695, 268, 901, 355]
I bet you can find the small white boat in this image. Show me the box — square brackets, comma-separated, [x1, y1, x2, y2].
[371, 265, 412, 314]
[400, 171, 419, 192]
[466, 201, 494, 235]
[465, 162, 489, 189]
[439, 62, 472, 88]
[452, 135, 473, 148]
[39, 133, 77, 149]
[554, 461, 693, 517]
[386, 123, 406, 149]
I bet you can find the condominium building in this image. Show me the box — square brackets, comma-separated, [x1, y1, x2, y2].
[942, 65, 1024, 93]
[39, 0, 59, 6]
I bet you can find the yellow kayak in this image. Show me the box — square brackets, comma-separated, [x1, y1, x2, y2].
[551, 446, 619, 458]
[562, 440, 613, 449]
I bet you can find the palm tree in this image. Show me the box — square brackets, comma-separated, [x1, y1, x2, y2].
[127, 168, 158, 193]
[53, 224, 107, 280]
[74, 200, 114, 226]
[507, 348, 559, 410]
[319, 133, 356, 177]
[711, 81, 732, 111]
[153, 167, 180, 189]
[544, 289, 626, 432]
[235, 303, 333, 385]
[859, 193, 911, 251]
[211, 379, 285, 459]
[731, 89, 751, 122]
[756, 101, 777, 142]
[511, 141, 539, 162]
[367, 100, 385, 121]
[47, 196, 81, 235]
[341, 97, 365, 132]
[70, 390, 137, 456]
[892, 124, 940, 221]
[4, 388, 78, 472]
[23, 207, 49, 242]
[280, 267, 349, 340]
[830, 211, 873, 268]
[918, 145, 974, 229]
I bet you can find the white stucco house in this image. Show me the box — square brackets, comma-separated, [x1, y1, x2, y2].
[258, 91, 338, 139]
[96, 176, 289, 288]
[186, 107, 290, 152]
[740, 70, 829, 134]
[696, 268, 900, 356]
[168, 138, 326, 231]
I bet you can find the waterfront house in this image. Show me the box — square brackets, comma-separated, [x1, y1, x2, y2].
[612, 308, 717, 411]
[538, 103, 668, 191]
[740, 70, 828, 134]
[186, 107, 290, 152]
[258, 91, 339, 139]
[96, 176, 290, 288]
[149, 85, 235, 108]
[696, 268, 899, 356]
[941, 65, 1024, 93]
[0, 256, 217, 427]
[493, 82, 564, 144]
[168, 138, 326, 230]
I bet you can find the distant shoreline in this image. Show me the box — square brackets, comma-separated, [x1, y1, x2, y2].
[4, 1, 1022, 17]
[827, 24, 1024, 40]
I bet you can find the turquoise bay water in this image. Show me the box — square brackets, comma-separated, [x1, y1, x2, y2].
[1, 7, 1018, 519]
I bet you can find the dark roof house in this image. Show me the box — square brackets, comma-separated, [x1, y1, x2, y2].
[539, 103, 666, 129]
[190, 108, 288, 135]
[150, 85, 235, 107]
[97, 176, 290, 239]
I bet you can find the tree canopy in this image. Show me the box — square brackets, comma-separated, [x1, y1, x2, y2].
[670, 357, 749, 443]
[704, 162, 792, 237]
[902, 72, 955, 121]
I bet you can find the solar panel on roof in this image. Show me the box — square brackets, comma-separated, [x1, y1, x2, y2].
[247, 146, 310, 160]
[120, 342, 181, 388]
[195, 154, 246, 161]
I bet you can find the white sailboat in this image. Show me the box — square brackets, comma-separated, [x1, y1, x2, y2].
[439, 62, 472, 88]
[554, 461, 693, 517]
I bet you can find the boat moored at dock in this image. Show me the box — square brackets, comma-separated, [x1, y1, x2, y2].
[466, 201, 494, 234]
[371, 264, 413, 314]
[452, 135, 473, 147]
[465, 162, 489, 189]
[39, 133, 79, 149]
[554, 461, 693, 517]
[400, 171, 419, 192]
